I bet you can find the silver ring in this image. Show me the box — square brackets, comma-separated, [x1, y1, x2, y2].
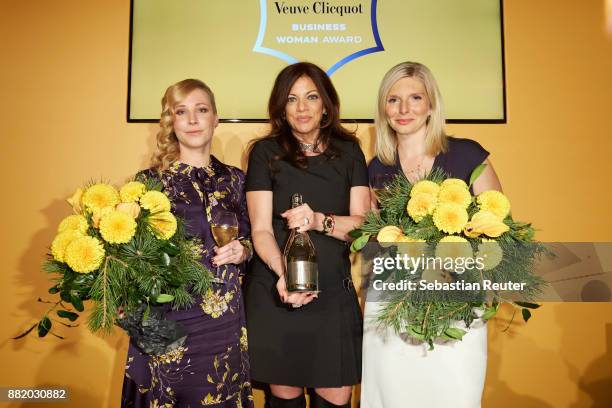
[292, 303, 302, 308]
[303, 217, 309, 226]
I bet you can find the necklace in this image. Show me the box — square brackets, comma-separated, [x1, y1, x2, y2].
[299, 142, 317, 152]
[402, 155, 426, 182]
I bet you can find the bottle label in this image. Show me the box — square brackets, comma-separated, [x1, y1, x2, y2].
[286, 260, 318, 292]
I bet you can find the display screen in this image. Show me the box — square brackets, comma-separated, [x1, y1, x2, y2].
[128, 0, 505, 122]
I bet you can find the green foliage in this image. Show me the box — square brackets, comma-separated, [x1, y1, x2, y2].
[37, 317, 51, 338]
[57, 310, 79, 321]
[15, 186, 213, 339]
[155, 294, 175, 303]
[351, 171, 548, 346]
[13, 322, 38, 340]
[83, 216, 212, 333]
[481, 303, 499, 321]
[350, 233, 371, 252]
[469, 163, 487, 187]
[521, 308, 532, 322]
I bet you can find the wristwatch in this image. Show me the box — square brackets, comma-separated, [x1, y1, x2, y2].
[322, 214, 335, 234]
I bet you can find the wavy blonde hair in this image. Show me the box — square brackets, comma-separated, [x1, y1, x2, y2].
[150, 79, 217, 172]
[375, 62, 448, 166]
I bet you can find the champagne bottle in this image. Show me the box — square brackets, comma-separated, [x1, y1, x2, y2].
[283, 193, 319, 292]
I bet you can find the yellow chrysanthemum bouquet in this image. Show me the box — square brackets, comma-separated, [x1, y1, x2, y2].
[16, 178, 212, 354]
[351, 166, 547, 347]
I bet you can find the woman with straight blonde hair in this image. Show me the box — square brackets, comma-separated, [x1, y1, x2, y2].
[121, 79, 253, 407]
[361, 62, 503, 408]
[373, 61, 448, 168]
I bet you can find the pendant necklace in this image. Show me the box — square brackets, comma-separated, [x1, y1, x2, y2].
[404, 155, 426, 182]
[299, 142, 317, 153]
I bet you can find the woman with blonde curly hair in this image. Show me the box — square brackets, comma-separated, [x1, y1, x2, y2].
[121, 79, 254, 407]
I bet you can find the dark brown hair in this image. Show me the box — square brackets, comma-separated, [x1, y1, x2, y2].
[262, 62, 358, 168]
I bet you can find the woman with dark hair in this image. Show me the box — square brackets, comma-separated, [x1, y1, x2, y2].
[121, 79, 253, 407]
[245, 62, 370, 408]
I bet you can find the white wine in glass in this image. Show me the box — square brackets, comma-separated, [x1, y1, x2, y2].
[371, 174, 393, 202]
[211, 211, 238, 247]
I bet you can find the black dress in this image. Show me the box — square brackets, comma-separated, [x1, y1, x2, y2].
[244, 137, 369, 388]
[367, 137, 489, 187]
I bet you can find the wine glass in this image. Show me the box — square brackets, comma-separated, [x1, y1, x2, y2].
[210, 210, 238, 285]
[211, 210, 238, 247]
[371, 173, 393, 202]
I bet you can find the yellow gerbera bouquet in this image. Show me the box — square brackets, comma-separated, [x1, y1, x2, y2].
[15, 178, 212, 354]
[350, 166, 546, 347]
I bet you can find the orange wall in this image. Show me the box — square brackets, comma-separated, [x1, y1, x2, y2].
[1, 1, 611, 407]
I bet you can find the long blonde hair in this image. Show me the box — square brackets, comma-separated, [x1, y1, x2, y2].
[150, 79, 217, 172]
[374, 62, 448, 165]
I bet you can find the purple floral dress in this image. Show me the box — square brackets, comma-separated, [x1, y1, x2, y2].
[121, 158, 254, 408]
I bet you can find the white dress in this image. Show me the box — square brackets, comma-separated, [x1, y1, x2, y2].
[361, 301, 488, 408]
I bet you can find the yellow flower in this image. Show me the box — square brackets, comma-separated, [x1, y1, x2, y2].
[99, 210, 137, 244]
[438, 235, 469, 244]
[57, 214, 89, 234]
[433, 203, 469, 234]
[477, 190, 511, 219]
[407, 193, 437, 222]
[464, 210, 510, 238]
[66, 188, 83, 214]
[376, 225, 403, 246]
[438, 184, 472, 209]
[396, 235, 413, 243]
[441, 178, 468, 190]
[476, 239, 503, 271]
[64, 236, 105, 273]
[91, 206, 113, 228]
[148, 211, 177, 240]
[410, 180, 440, 198]
[116, 202, 141, 219]
[82, 184, 120, 213]
[421, 267, 453, 283]
[396, 235, 427, 259]
[51, 230, 84, 263]
[434, 235, 473, 274]
[119, 181, 146, 203]
[140, 191, 171, 214]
